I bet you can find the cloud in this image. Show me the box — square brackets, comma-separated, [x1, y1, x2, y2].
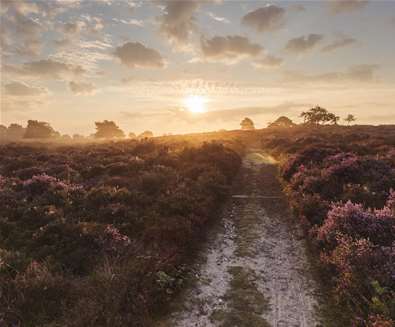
[321, 36, 357, 52]
[241, 5, 286, 33]
[1, 0, 82, 57]
[62, 21, 86, 36]
[253, 55, 283, 69]
[114, 42, 165, 68]
[208, 12, 230, 23]
[4, 59, 86, 80]
[51, 39, 113, 73]
[0, 0, 39, 15]
[329, 0, 368, 14]
[55, 16, 105, 48]
[347, 64, 379, 81]
[0, 97, 46, 112]
[54, 21, 86, 48]
[121, 102, 309, 124]
[158, 0, 200, 48]
[284, 64, 380, 84]
[2, 11, 43, 56]
[1, 78, 49, 113]
[127, 1, 140, 11]
[285, 34, 324, 54]
[112, 18, 144, 26]
[83, 16, 104, 33]
[200, 35, 262, 63]
[4, 81, 48, 96]
[69, 81, 96, 95]
[290, 4, 306, 12]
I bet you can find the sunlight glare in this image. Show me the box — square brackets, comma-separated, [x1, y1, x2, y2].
[183, 95, 208, 113]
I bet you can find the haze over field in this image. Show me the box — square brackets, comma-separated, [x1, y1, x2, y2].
[1, 0, 395, 135]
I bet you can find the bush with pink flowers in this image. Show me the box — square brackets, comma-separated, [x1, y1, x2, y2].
[263, 127, 395, 325]
[0, 140, 242, 326]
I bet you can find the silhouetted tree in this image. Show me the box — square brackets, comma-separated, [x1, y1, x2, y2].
[7, 123, 26, 140]
[240, 117, 255, 130]
[24, 120, 56, 139]
[300, 106, 339, 125]
[128, 132, 137, 139]
[94, 120, 125, 139]
[345, 114, 356, 125]
[332, 115, 340, 125]
[138, 131, 154, 139]
[268, 116, 296, 128]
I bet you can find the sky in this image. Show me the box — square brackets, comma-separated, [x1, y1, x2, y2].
[1, 0, 395, 136]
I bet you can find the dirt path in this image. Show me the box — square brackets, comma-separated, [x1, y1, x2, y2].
[162, 150, 323, 327]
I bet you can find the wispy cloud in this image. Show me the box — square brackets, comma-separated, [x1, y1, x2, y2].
[283, 64, 380, 84]
[321, 35, 357, 52]
[329, 0, 368, 15]
[207, 12, 230, 23]
[285, 34, 324, 54]
[69, 81, 97, 95]
[4, 59, 85, 80]
[112, 18, 144, 27]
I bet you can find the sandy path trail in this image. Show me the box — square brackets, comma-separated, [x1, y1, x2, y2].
[162, 150, 323, 327]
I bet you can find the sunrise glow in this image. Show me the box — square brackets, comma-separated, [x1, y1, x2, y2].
[183, 95, 208, 113]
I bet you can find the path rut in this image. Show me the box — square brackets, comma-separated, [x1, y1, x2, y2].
[162, 150, 323, 327]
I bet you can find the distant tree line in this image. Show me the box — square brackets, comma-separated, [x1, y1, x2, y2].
[241, 106, 356, 130]
[1, 120, 154, 142]
[1, 106, 357, 142]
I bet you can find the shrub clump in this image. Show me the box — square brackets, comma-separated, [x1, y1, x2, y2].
[0, 140, 241, 326]
[263, 128, 395, 326]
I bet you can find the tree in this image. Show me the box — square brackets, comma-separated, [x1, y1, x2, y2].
[330, 114, 340, 125]
[7, 123, 26, 140]
[345, 114, 356, 126]
[240, 117, 255, 130]
[138, 131, 154, 139]
[268, 116, 296, 128]
[24, 120, 57, 139]
[94, 120, 125, 139]
[300, 106, 339, 125]
[128, 132, 137, 139]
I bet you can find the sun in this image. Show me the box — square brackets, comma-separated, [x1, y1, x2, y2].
[183, 95, 208, 113]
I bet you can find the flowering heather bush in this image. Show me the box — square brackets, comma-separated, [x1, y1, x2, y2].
[281, 146, 338, 181]
[100, 225, 131, 255]
[386, 190, 395, 215]
[0, 140, 241, 326]
[318, 201, 395, 248]
[263, 127, 395, 325]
